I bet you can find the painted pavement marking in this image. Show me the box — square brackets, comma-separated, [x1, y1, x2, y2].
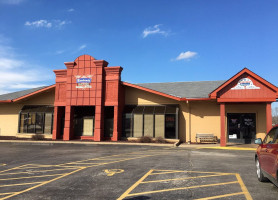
[104, 169, 124, 176]
[196, 147, 256, 151]
[117, 169, 253, 200]
[0, 150, 171, 199]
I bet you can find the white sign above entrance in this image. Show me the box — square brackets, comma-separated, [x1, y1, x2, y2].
[75, 75, 93, 89]
[231, 78, 260, 90]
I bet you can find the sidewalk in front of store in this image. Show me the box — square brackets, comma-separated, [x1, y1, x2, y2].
[0, 139, 258, 151]
[179, 142, 257, 151]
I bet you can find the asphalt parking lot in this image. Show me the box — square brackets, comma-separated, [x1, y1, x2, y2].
[0, 142, 277, 200]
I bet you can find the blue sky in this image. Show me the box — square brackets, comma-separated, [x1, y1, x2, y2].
[0, 0, 277, 107]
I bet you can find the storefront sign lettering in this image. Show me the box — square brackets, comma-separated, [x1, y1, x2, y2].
[231, 78, 260, 90]
[75, 75, 93, 89]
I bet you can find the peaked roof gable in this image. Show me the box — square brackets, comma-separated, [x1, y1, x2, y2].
[210, 68, 278, 100]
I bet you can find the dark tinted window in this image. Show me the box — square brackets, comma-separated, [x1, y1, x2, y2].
[264, 127, 278, 144]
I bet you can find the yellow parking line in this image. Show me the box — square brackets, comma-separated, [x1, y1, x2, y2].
[57, 165, 95, 168]
[150, 171, 187, 175]
[0, 173, 65, 181]
[236, 173, 253, 200]
[141, 174, 233, 184]
[0, 167, 81, 176]
[17, 164, 56, 169]
[197, 147, 256, 151]
[57, 153, 133, 166]
[0, 192, 15, 196]
[125, 181, 238, 197]
[17, 164, 73, 169]
[193, 192, 245, 200]
[117, 169, 154, 200]
[0, 181, 43, 188]
[0, 151, 170, 199]
[1, 167, 86, 200]
[93, 158, 129, 160]
[63, 154, 170, 168]
[0, 164, 29, 174]
[150, 170, 230, 175]
[62, 163, 100, 165]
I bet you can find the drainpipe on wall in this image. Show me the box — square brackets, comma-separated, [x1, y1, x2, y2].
[188, 101, 192, 144]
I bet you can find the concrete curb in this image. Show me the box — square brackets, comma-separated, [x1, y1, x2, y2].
[0, 140, 257, 150]
[0, 140, 174, 147]
[195, 147, 257, 151]
[178, 145, 257, 151]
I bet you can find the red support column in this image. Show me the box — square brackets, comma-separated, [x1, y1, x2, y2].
[266, 103, 272, 133]
[94, 105, 104, 141]
[52, 106, 59, 140]
[220, 103, 226, 147]
[112, 106, 119, 141]
[63, 106, 73, 140]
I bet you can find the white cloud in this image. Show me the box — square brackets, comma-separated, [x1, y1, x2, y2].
[0, 58, 24, 69]
[0, 35, 53, 95]
[142, 24, 169, 38]
[175, 51, 198, 61]
[53, 20, 71, 28]
[68, 8, 75, 12]
[0, 0, 25, 5]
[55, 50, 65, 55]
[78, 44, 87, 51]
[25, 20, 52, 28]
[25, 19, 71, 29]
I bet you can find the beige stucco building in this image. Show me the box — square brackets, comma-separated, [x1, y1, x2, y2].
[0, 55, 277, 146]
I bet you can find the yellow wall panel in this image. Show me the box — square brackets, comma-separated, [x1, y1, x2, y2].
[0, 89, 55, 137]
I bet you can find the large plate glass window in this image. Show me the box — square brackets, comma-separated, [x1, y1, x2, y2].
[123, 105, 178, 139]
[19, 105, 54, 134]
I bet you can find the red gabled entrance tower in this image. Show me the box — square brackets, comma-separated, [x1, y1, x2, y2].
[52, 55, 124, 141]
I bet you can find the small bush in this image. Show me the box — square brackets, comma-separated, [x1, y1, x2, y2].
[32, 134, 45, 140]
[139, 136, 153, 143]
[155, 137, 167, 143]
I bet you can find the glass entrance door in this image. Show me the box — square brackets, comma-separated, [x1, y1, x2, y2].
[227, 113, 256, 144]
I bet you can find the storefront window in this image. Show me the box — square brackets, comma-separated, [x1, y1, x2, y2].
[144, 106, 154, 137]
[44, 113, 53, 134]
[132, 106, 143, 137]
[73, 106, 95, 137]
[104, 106, 114, 137]
[123, 105, 178, 139]
[18, 106, 54, 134]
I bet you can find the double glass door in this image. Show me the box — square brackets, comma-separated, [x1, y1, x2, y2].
[227, 113, 256, 144]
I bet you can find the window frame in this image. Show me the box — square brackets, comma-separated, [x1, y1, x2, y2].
[18, 106, 54, 134]
[123, 105, 179, 139]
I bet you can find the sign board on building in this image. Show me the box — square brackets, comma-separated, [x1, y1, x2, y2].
[231, 78, 260, 90]
[75, 75, 93, 89]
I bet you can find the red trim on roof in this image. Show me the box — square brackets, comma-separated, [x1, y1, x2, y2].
[0, 100, 12, 103]
[209, 68, 278, 99]
[185, 98, 212, 101]
[217, 98, 276, 103]
[122, 82, 182, 101]
[12, 85, 56, 102]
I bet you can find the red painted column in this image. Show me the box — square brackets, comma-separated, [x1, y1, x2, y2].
[266, 103, 272, 133]
[63, 106, 74, 140]
[94, 105, 104, 141]
[112, 106, 119, 141]
[52, 106, 59, 140]
[220, 103, 226, 147]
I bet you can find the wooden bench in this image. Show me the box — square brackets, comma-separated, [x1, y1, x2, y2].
[196, 133, 218, 143]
